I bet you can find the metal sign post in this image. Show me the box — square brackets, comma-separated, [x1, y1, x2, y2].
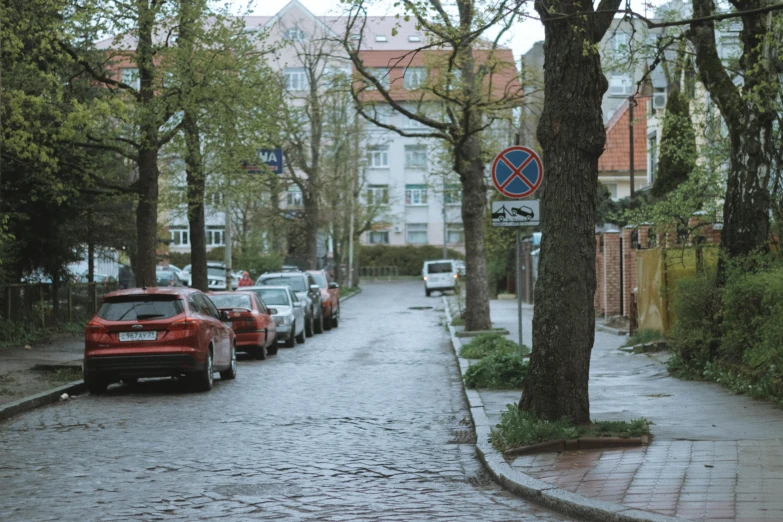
[490, 145, 544, 357]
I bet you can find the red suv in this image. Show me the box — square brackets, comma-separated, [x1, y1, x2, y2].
[83, 287, 236, 394]
[306, 269, 340, 330]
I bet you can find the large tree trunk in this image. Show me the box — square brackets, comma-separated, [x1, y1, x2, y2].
[456, 44, 492, 332]
[184, 110, 208, 290]
[689, 0, 776, 267]
[303, 191, 319, 269]
[456, 140, 491, 331]
[133, 3, 160, 288]
[519, 11, 612, 424]
[135, 147, 159, 287]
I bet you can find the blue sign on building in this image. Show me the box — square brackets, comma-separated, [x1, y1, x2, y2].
[244, 148, 284, 175]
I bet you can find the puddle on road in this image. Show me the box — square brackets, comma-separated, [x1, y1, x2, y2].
[408, 306, 433, 310]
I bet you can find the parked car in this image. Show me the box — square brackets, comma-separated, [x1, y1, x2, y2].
[240, 286, 305, 348]
[208, 291, 278, 359]
[306, 269, 340, 330]
[157, 264, 184, 278]
[83, 287, 236, 394]
[422, 259, 458, 297]
[255, 271, 321, 336]
[77, 272, 116, 284]
[188, 263, 239, 290]
[180, 264, 191, 281]
[156, 270, 185, 287]
[453, 260, 466, 276]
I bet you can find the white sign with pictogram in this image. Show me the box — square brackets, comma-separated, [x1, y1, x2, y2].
[491, 200, 540, 227]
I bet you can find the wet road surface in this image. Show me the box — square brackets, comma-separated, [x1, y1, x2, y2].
[0, 281, 571, 521]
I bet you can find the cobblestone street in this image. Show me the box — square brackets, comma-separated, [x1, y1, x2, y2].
[0, 281, 568, 521]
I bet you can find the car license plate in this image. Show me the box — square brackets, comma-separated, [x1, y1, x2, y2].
[119, 331, 157, 342]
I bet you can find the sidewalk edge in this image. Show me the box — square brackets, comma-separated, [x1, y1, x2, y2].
[0, 380, 85, 423]
[596, 323, 628, 336]
[442, 297, 687, 522]
[340, 288, 363, 302]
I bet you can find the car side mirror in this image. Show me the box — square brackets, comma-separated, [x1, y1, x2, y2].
[310, 284, 320, 292]
[219, 310, 230, 321]
[328, 282, 339, 289]
[268, 308, 278, 315]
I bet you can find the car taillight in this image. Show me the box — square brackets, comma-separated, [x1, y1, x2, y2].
[169, 317, 200, 331]
[86, 320, 108, 335]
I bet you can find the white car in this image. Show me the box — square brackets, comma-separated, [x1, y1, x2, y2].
[240, 286, 306, 347]
[187, 264, 238, 290]
[422, 259, 458, 297]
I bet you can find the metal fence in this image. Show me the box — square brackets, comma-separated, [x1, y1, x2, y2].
[1, 283, 119, 326]
[359, 266, 400, 279]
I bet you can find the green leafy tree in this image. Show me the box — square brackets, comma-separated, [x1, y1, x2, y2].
[652, 88, 697, 198]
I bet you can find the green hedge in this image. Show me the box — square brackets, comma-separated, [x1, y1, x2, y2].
[359, 245, 464, 276]
[460, 333, 526, 359]
[463, 352, 528, 389]
[668, 255, 783, 400]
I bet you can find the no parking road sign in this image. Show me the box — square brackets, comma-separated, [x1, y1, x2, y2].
[491, 146, 543, 199]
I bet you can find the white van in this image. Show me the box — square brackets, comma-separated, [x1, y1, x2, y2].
[422, 259, 458, 296]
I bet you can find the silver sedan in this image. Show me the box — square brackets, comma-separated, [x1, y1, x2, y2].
[239, 286, 306, 348]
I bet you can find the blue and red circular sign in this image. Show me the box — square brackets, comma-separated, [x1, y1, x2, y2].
[491, 146, 543, 199]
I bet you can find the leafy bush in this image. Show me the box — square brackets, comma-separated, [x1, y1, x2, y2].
[459, 333, 523, 359]
[0, 319, 47, 348]
[359, 245, 463, 276]
[463, 352, 528, 389]
[490, 405, 649, 451]
[667, 268, 722, 370]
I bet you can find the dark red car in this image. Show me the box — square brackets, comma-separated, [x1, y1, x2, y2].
[207, 291, 278, 359]
[83, 287, 236, 394]
[306, 269, 340, 330]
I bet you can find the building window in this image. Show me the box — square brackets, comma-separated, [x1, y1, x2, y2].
[446, 226, 464, 244]
[609, 75, 632, 96]
[604, 183, 619, 200]
[406, 223, 428, 244]
[611, 32, 630, 51]
[444, 183, 461, 204]
[403, 106, 426, 129]
[368, 106, 390, 126]
[284, 27, 306, 42]
[286, 185, 303, 206]
[408, 35, 421, 42]
[405, 184, 428, 205]
[367, 146, 389, 168]
[445, 69, 462, 89]
[404, 145, 427, 168]
[648, 134, 658, 183]
[375, 35, 388, 42]
[366, 68, 390, 90]
[206, 226, 225, 246]
[170, 228, 189, 246]
[122, 68, 140, 90]
[404, 67, 427, 90]
[284, 68, 308, 91]
[209, 192, 224, 207]
[369, 231, 389, 244]
[367, 184, 389, 204]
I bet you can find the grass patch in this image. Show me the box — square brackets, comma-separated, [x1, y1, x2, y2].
[459, 333, 525, 359]
[339, 286, 360, 299]
[463, 352, 528, 389]
[622, 328, 665, 348]
[451, 315, 465, 327]
[490, 405, 649, 451]
[0, 319, 87, 349]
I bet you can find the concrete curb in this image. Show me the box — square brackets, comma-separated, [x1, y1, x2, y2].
[340, 288, 363, 302]
[596, 322, 628, 336]
[442, 297, 688, 522]
[0, 380, 86, 423]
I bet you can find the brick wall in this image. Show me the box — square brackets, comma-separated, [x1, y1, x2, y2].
[595, 235, 604, 316]
[602, 232, 622, 316]
[622, 227, 637, 317]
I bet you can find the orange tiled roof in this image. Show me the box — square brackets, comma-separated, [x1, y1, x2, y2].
[598, 97, 649, 173]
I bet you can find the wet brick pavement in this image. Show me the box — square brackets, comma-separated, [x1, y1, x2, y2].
[0, 281, 570, 522]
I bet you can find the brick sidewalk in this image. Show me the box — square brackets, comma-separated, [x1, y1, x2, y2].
[470, 298, 783, 522]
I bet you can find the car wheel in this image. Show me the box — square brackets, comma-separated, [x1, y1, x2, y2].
[121, 377, 138, 386]
[324, 311, 333, 331]
[255, 344, 267, 360]
[220, 344, 237, 380]
[85, 372, 108, 395]
[305, 312, 314, 337]
[285, 324, 296, 348]
[314, 313, 324, 334]
[425, 288, 431, 297]
[192, 348, 214, 392]
[267, 344, 278, 356]
[332, 312, 339, 328]
[295, 324, 306, 344]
